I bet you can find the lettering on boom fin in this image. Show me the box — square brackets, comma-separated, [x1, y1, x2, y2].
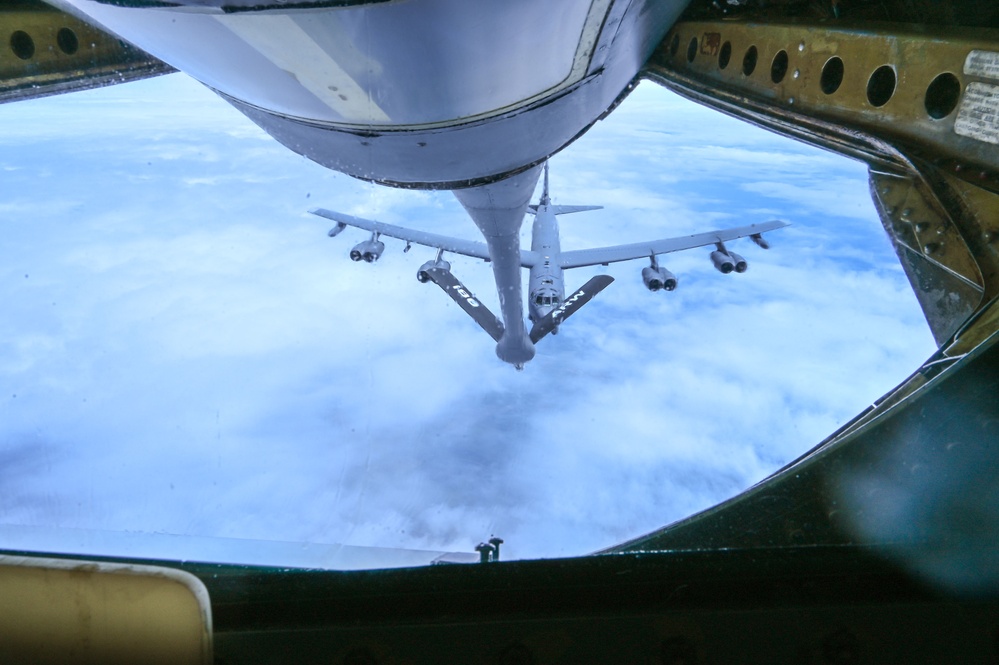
[552, 289, 586, 322]
[452, 284, 480, 308]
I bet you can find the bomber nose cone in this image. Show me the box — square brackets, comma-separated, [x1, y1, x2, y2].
[536, 305, 555, 319]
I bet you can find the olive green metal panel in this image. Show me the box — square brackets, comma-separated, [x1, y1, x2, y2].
[653, 20, 999, 191]
[870, 170, 983, 344]
[644, 19, 999, 347]
[4, 546, 996, 664]
[0, 0, 171, 104]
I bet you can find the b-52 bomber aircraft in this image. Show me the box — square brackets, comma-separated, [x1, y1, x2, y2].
[312, 164, 787, 369]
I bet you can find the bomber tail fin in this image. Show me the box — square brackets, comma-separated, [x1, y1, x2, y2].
[529, 274, 614, 344]
[526, 162, 602, 216]
[541, 160, 551, 206]
[425, 267, 505, 342]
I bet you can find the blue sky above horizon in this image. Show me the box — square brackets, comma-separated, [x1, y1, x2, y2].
[0, 73, 935, 563]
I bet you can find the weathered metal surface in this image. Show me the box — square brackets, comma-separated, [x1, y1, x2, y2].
[645, 19, 999, 348]
[649, 20, 999, 194]
[869, 170, 983, 344]
[0, 0, 171, 104]
[933, 170, 999, 297]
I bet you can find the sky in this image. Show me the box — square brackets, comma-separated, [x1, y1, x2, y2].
[0, 72, 937, 566]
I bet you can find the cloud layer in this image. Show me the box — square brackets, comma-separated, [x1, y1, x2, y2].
[0, 75, 935, 562]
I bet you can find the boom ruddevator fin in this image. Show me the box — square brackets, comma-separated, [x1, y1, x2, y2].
[529, 274, 614, 344]
[425, 267, 505, 342]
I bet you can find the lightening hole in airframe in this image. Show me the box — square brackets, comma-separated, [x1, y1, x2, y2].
[771, 50, 789, 83]
[742, 45, 758, 76]
[10, 31, 34, 60]
[821, 56, 844, 94]
[687, 37, 698, 63]
[924, 72, 961, 119]
[718, 41, 732, 70]
[867, 65, 897, 107]
[57, 28, 79, 55]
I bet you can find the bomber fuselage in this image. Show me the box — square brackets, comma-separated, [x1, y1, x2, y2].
[528, 202, 566, 325]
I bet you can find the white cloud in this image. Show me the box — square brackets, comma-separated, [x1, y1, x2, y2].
[0, 75, 937, 563]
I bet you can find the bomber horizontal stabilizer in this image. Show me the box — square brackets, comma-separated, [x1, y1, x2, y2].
[529, 274, 614, 344]
[527, 204, 603, 215]
[425, 267, 505, 342]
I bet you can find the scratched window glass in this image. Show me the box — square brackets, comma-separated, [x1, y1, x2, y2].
[0, 74, 934, 567]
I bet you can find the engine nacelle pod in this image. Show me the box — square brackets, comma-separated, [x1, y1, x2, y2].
[417, 259, 452, 283]
[710, 250, 735, 274]
[363, 240, 385, 262]
[730, 252, 748, 273]
[642, 266, 677, 292]
[351, 240, 385, 262]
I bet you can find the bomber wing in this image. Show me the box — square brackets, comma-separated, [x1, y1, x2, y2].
[311, 208, 543, 268]
[559, 220, 789, 269]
